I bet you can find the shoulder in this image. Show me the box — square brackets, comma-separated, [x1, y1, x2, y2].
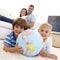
[4, 31, 15, 43]
[6, 31, 14, 38]
[46, 37, 52, 44]
[30, 13, 34, 15]
[28, 13, 34, 17]
[47, 37, 52, 41]
[28, 14, 36, 20]
[47, 37, 52, 40]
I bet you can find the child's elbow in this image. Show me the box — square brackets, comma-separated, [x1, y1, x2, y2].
[3, 45, 8, 52]
[39, 51, 47, 57]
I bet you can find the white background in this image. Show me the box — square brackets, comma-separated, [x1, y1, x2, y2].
[0, 0, 60, 23]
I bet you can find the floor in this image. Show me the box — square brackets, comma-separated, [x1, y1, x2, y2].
[0, 40, 60, 60]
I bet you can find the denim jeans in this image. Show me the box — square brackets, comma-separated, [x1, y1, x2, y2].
[0, 15, 13, 24]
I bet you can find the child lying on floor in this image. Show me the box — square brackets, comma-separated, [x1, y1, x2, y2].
[38, 23, 57, 59]
[3, 18, 29, 53]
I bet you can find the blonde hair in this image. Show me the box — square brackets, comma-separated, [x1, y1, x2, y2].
[38, 23, 52, 32]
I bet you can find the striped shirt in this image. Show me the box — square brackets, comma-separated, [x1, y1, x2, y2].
[3, 31, 16, 47]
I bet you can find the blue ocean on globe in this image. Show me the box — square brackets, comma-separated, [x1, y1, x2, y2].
[16, 29, 43, 57]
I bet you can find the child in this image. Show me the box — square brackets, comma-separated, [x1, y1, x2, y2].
[38, 23, 57, 59]
[3, 18, 29, 53]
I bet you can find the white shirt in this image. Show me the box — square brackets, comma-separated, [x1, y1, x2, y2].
[42, 37, 52, 53]
[21, 16, 27, 19]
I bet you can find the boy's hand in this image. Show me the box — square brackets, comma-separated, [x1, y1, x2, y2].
[15, 44, 23, 54]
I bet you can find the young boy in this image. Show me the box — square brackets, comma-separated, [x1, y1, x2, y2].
[38, 23, 57, 59]
[3, 18, 29, 53]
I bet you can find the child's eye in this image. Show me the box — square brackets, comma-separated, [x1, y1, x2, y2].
[41, 30, 44, 32]
[45, 31, 48, 33]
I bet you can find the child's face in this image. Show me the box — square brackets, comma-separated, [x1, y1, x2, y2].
[39, 27, 51, 40]
[13, 25, 24, 37]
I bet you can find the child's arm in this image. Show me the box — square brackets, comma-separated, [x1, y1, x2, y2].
[3, 45, 16, 52]
[38, 37, 57, 59]
[46, 37, 52, 53]
[38, 50, 57, 59]
[3, 44, 23, 54]
[15, 44, 23, 54]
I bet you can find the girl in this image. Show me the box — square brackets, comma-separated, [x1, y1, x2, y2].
[38, 23, 57, 59]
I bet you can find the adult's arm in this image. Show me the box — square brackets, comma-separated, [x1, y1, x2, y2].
[27, 22, 35, 27]
[27, 14, 36, 28]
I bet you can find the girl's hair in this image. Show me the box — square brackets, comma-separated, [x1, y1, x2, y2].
[20, 8, 27, 17]
[12, 18, 29, 30]
[38, 23, 52, 31]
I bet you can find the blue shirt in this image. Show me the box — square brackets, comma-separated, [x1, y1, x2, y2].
[3, 31, 16, 47]
[27, 14, 36, 23]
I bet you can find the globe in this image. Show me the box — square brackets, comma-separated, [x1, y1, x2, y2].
[16, 29, 43, 57]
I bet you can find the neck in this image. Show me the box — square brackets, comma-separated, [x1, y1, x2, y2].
[28, 13, 30, 15]
[14, 35, 17, 39]
[43, 38, 47, 42]
[28, 12, 32, 15]
[43, 39, 45, 42]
